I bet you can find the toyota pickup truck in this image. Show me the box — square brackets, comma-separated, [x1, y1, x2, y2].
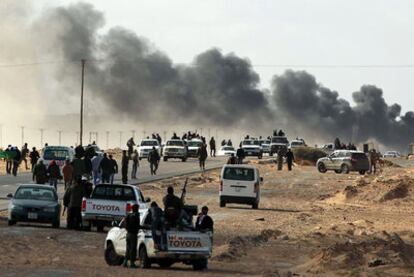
[82, 184, 150, 232]
[104, 209, 212, 270]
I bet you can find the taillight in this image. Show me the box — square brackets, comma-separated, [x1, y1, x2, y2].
[254, 182, 259, 193]
[126, 203, 132, 213]
[82, 198, 86, 212]
[220, 181, 223, 192]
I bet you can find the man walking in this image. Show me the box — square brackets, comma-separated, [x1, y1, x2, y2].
[100, 153, 112, 184]
[198, 144, 208, 171]
[209, 137, 216, 157]
[12, 147, 21, 177]
[109, 154, 118, 184]
[285, 148, 294, 171]
[121, 204, 140, 268]
[148, 147, 160, 176]
[29, 147, 40, 171]
[5, 145, 12, 174]
[21, 143, 29, 170]
[91, 154, 103, 186]
[62, 159, 74, 190]
[277, 149, 284, 171]
[131, 150, 139, 179]
[63, 178, 86, 230]
[47, 160, 61, 190]
[33, 159, 48, 184]
[121, 150, 129, 184]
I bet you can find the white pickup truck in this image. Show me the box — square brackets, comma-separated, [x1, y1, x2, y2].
[82, 184, 150, 232]
[104, 209, 212, 270]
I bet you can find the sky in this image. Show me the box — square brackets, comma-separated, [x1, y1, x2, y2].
[31, 0, 414, 111]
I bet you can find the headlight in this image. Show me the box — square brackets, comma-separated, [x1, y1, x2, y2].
[43, 207, 56, 213]
[11, 204, 23, 211]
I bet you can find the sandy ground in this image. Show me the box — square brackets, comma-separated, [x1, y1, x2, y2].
[0, 160, 31, 176]
[1, 160, 414, 276]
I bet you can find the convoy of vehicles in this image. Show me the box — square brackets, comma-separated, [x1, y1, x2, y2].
[82, 184, 150, 232]
[7, 184, 61, 228]
[41, 146, 75, 167]
[383, 151, 401, 158]
[186, 139, 203, 158]
[137, 139, 161, 160]
[219, 165, 262, 209]
[269, 136, 289, 156]
[217, 145, 236, 156]
[241, 139, 263, 159]
[316, 150, 370, 175]
[104, 209, 212, 270]
[163, 139, 188, 162]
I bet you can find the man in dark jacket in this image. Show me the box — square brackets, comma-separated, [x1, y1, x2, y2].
[121, 204, 140, 268]
[63, 178, 86, 230]
[163, 186, 183, 227]
[33, 159, 47, 184]
[47, 160, 61, 190]
[109, 154, 118, 184]
[227, 153, 237, 164]
[29, 147, 40, 171]
[72, 157, 85, 181]
[198, 144, 208, 171]
[149, 202, 165, 250]
[195, 206, 214, 232]
[100, 153, 112, 183]
[236, 147, 245, 164]
[121, 150, 129, 184]
[84, 157, 92, 178]
[148, 147, 160, 176]
[21, 143, 29, 170]
[209, 137, 216, 157]
[131, 150, 139, 179]
[12, 147, 21, 177]
[285, 148, 294, 171]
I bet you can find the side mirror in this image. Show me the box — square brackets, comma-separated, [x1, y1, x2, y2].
[6, 193, 13, 198]
[145, 197, 151, 203]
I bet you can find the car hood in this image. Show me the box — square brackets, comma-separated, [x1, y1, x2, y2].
[139, 146, 159, 150]
[12, 199, 58, 208]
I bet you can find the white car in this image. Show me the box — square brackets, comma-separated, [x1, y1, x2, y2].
[163, 139, 188, 162]
[383, 151, 401, 158]
[186, 139, 203, 158]
[259, 139, 271, 153]
[289, 139, 306, 148]
[41, 146, 75, 167]
[138, 139, 161, 160]
[219, 165, 262, 209]
[104, 209, 212, 270]
[217, 145, 236, 156]
[241, 139, 263, 159]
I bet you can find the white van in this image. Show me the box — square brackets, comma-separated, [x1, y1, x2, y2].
[42, 146, 75, 168]
[219, 165, 262, 209]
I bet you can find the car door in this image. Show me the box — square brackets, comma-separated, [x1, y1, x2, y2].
[325, 152, 337, 169]
[333, 152, 347, 169]
[113, 227, 127, 256]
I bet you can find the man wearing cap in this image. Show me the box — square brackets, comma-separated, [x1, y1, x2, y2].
[121, 204, 141, 268]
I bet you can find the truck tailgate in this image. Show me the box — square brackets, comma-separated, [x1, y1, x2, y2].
[167, 231, 211, 252]
[84, 199, 127, 217]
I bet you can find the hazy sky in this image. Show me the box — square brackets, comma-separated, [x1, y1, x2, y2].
[30, 0, 414, 112]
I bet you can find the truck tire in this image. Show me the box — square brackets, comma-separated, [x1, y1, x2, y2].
[163, 157, 168, 162]
[105, 241, 124, 266]
[52, 219, 60, 228]
[341, 164, 350, 174]
[252, 202, 259, 209]
[182, 157, 187, 162]
[269, 152, 274, 157]
[139, 246, 151, 268]
[334, 169, 342, 174]
[8, 220, 16, 226]
[192, 259, 208, 271]
[359, 170, 366, 175]
[219, 199, 225, 207]
[83, 221, 92, 231]
[96, 223, 105, 232]
[158, 260, 174, 268]
[318, 163, 327, 173]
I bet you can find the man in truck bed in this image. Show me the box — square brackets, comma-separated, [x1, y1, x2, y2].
[163, 186, 183, 227]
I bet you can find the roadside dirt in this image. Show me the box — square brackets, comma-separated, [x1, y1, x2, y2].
[1, 160, 414, 276]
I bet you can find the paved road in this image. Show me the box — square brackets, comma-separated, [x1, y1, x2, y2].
[0, 156, 227, 211]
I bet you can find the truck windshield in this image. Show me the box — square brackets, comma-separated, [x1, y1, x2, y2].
[242, 140, 253, 145]
[15, 187, 57, 201]
[141, 140, 158, 146]
[223, 167, 255, 181]
[187, 141, 202, 147]
[92, 185, 136, 201]
[43, 149, 69, 160]
[166, 141, 184, 146]
[271, 137, 288, 144]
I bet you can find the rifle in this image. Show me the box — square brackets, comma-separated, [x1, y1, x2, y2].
[180, 178, 189, 205]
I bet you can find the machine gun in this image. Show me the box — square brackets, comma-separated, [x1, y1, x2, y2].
[180, 178, 198, 216]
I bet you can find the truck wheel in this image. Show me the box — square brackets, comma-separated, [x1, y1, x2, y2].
[192, 259, 208, 271]
[96, 223, 105, 232]
[258, 154, 263, 159]
[52, 219, 60, 228]
[105, 241, 123, 266]
[8, 220, 16, 226]
[359, 170, 366, 175]
[182, 158, 187, 162]
[269, 152, 274, 157]
[252, 202, 259, 209]
[318, 163, 327, 173]
[139, 246, 151, 268]
[334, 169, 342, 174]
[219, 199, 226, 207]
[83, 221, 92, 231]
[341, 164, 350, 174]
[163, 157, 168, 162]
[158, 260, 174, 268]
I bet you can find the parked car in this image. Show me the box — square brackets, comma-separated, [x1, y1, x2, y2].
[105, 209, 212, 270]
[316, 150, 369, 175]
[82, 184, 150, 232]
[217, 145, 236, 156]
[138, 139, 161, 160]
[241, 139, 263, 159]
[219, 165, 262, 209]
[163, 139, 188, 162]
[7, 184, 61, 228]
[42, 146, 75, 167]
[383, 151, 401, 158]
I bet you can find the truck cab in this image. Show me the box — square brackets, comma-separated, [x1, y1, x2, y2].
[241, 139, 263, 159]
[138, 139, 161, 160]
[269, 136, 289, 156]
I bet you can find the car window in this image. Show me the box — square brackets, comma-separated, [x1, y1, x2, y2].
[166, 141, 184, 146]
[15, 187, 57, 201]
[352, 153, 368, 160]
[43, 149, 69, 161]
[187, 141, 202, 147]
[223, 147, 234, 151]
[242, 140, 253, 145]
[141, 140, 158, 146]
[92, 186, 136, 201]
[271, 137, 288, 144]
[223, 168, 255, 181]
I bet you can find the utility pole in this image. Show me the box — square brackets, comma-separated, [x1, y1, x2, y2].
[89, 131, 92, 144]
[95, 132, 99, 145]
[57, 130, 62, 145]
[106, 131, 109, 149]
[208, 128, 211, 139]
[131, 130, 136, 140]
[200, 128, 203, 136]
[80, 59, 86, 146]
[21, 126, 24, 146]
[163, 130, 167, 142]
[215, 129, 218, 141]
[40, 128, 44, 147]
[76, 131, 79, 146]
[119, 131, 123, 148]
[143, 130, 146, 139]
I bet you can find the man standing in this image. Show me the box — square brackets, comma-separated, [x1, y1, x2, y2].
[62, 159, 74, 190]
[131, 150, 139, 179]
[209, 137, 216, 157]
[29, 147, 40, 171]
[121, 204, 140, 268]
[163, 186, 183, 227]
[12, 147, 21, 177]
[47, 160, 61, 190]
[236, 147, 245, 164]
[198, 144, 208, 171]
[109, 154, 118, 184]
[100, 153, 112, 183]
[369, 149, 379, 174]
[33, 159, 48, 184]
[227, 153, 237, 164]
[126, 137, 135, 159]
[5, 145, 12, 174]
[72, 156, 85, 181]
[285, 148, 294, 171]
[277, 149, 284, 171]
[21, 143, 29, 170]
[148, 147, 160, 176]
[149, 202, 165, 250]
[121, 150, 129, 184]
[91, 154, 103, 186]
[63, 178, 86, 230]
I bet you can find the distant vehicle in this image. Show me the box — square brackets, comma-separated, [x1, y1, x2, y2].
[217, 145, 236, 156]
[289, 139, 306, 149]
[186, 139, 203, 158]
[105, 209, 212, 270]
[138, 139, 161, 160]
[383, 151, 401, 158]
[84, 144, 103, 156]
[163, 139, 188, 162]
[42, 146, 75, 167]
[269, 136, 289, 156]
[241, 139, 263, 159]
[321, 143, 336, 154]
[82, 184, 150, 232]
[259, 139, 271, 154]
[316, 150, 369, 175]
[7, 184, 61, 228]
[219, 165, 262, 209]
